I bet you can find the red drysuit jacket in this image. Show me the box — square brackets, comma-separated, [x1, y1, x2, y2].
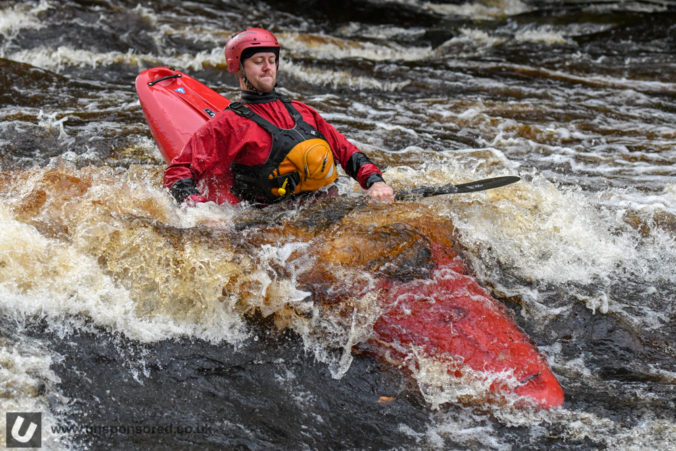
[164, 96, 383, 204]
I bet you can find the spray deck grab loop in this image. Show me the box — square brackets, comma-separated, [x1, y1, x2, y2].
[148, 73, 182, 86]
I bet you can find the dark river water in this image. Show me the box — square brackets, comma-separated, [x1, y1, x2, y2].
[1, 0, 675, 449]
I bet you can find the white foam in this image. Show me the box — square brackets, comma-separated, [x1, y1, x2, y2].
[283, 60, 409, 91]
[558, 409, 675, 449]
[427, 170, 674, 331]
[0, 335, 72, 449]
[515, 27, 572, 45]
[279, 31, 431, 63]
[425, 0, 529, 19]
[406, 347, 520, 410]
[36, 110, 72, 143]
[447, 28, 506, 48]
[0, 167, 250, 344]
[7, 45, 225, 73]
[0, 0, 50, 38]
[407, 405, 519, 450]
[585, 1, 669, 13]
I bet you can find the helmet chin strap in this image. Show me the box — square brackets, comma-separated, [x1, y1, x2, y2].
[240, 66, 263, 94]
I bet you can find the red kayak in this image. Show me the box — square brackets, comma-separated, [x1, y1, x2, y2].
[135, 67, 231, 163]
[136, 67, 564, 408]
[370, 243, 563, 408]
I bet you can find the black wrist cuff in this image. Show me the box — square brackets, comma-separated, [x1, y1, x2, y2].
[365, 173, 385, 188]
[345, 152, 375, 180]
[170, 178, 201, 203]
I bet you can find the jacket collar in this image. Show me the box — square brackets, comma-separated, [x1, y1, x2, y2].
[240, 89, 278, 104]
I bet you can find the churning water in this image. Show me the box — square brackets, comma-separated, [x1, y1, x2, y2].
[1, 0, 674, 449]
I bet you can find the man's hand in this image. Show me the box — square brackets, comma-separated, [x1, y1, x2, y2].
[367, 181, 394, 203]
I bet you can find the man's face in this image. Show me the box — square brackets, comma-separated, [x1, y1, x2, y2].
[241, 51, 277, 93]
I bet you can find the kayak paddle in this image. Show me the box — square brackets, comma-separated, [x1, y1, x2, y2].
[395, 176, 520, 200]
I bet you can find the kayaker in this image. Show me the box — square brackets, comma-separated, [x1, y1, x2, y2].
[163, 27, 394, 206]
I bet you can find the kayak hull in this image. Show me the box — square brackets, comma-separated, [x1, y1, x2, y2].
[371, 245, 564, 408]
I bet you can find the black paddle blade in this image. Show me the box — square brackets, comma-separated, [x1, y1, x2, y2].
[396, 176, 520, 200]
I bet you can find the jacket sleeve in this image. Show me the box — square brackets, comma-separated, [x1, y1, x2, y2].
[300, 102, 385, 189]
[162, 114, 238, 203]
[163, 143, 200, 203]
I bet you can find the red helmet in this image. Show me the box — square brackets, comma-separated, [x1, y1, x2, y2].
[225, 28, 280, 73]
